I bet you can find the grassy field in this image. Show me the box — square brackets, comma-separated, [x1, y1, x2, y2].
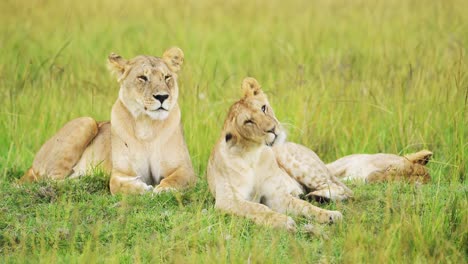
[0, 0, 467, 263]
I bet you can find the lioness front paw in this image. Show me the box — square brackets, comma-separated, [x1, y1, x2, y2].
[316, 210, 343, 224]
[153, 185, 177, 195]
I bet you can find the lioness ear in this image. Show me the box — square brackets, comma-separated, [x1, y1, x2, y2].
[225, 132, 237, 145]
[242, 77, 262, 98]
[405, 150, 433, 165]
[163, 47, 184, 73]
[108, 53, 128, 81]
[225, 133, 233, 142]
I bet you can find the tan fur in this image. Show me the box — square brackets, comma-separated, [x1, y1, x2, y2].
[107, 47, 195, 194]
[326, 150, 432, 183]
[274, 143, 353, 201]
[19, 117, 107, 183]
[207, 77, 342, 232]
[69, 122, 111, 178]
[20, 48, 196, 195]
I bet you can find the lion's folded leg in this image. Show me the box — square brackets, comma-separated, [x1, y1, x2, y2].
[306, 178, 354, 202]
[20, 117, 99, 182]
[266, 193, 342, 224]
[215, 198, 297, 232]
[275, 142, 353, 201]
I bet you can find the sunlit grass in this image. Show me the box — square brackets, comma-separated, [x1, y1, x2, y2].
[0, 0, 466, 262]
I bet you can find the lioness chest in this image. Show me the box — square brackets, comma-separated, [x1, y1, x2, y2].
[122, 119, 179, 185]
[126, 139, 162, 184]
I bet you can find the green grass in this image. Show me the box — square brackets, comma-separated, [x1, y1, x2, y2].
[0, 0, 467, 262]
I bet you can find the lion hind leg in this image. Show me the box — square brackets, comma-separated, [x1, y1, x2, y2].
[69, 121, 112, 178]
[306, 179, 353, 202]
[274, 142, 353, 201]
[20, 117, 99, 182]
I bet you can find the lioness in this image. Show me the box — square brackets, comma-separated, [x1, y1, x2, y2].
[326, 150, 432, 183]
[21, 47, 196, 195]
[207, 77, 344, 231]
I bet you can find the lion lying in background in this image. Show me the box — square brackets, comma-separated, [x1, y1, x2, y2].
[20, 47, 196, 195]
[207, 77, 345, 231]
[326, 150, 432, 184]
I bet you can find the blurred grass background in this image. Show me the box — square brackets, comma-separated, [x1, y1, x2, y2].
[0, 0, 466, 263]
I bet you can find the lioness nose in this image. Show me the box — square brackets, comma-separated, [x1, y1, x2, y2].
[153, 94, 169, 103]
[267, 126, 276, 134]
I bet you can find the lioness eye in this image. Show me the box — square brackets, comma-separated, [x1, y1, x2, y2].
[137, 75, 148, 82]
[164, 74, 172, 82]
[261, 105, 267, 113]
[244, 119, 254, 125]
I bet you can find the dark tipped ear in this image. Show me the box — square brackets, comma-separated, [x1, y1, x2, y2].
[242, 77, 263, 98]
[225, 132, 238, 146]
[225, 133, 233, 142]
[163, 47, 184, 73]
[108, 53, 128, 81]
[405, 150, 433, 165]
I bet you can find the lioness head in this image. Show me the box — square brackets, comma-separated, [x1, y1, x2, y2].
[367, 150, 433, 184]
[223, 77, 286, 147]
[398, 150, 432, 184]
[108, 47, 184, 120]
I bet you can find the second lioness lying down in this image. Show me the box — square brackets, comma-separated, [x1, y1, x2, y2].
[207, 77, 344, 231]
[326, 150, 433, 184]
